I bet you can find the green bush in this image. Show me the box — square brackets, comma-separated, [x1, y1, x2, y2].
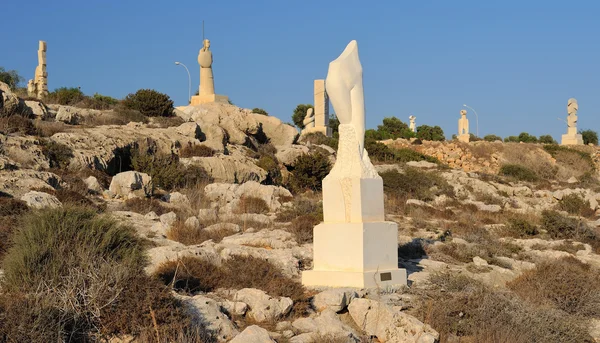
[39, 139, 73, 169]
[416, 125, 445, 141]
[365, 139, 439, 164]
[506, 218, 539, 237]
[329, 115, 340, 135]
[0, 67, 24, 90]
[381, 167, 453, 201]
[256, 154, 282, 185]
[483, 134, 502, 142]
[76, 93, 120, 110]
[376, 117, 415, 140]
[292, 104, 313, 129]
[518, 132, 538, 143]
[47, 87, 86, 105]
[504, 136, 519, 143]
[498, 164, 539, 182]
[541, 210, 598, 246]
[580, 129, 598, 145]
[300, 132, 338, 150]
[252, 108, 268, 115]
[123, 89, 174, 117]
[132, 150, 210, 192]
[539, 134, 556, 144]
[288, 152, 331, 192]
[0, 207, 198, 340]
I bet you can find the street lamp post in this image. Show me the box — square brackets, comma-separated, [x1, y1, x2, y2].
[175, 62, 191, 104]
[463, 104, 479, 138]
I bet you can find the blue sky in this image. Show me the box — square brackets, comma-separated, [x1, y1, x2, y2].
[2, 0, 599, 140]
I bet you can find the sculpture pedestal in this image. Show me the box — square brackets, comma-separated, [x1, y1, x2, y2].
[457, 134, 470, 143]
[561, 134, 583, 145]
[190, 94, 229, 105]
[302, 222, 407, 288]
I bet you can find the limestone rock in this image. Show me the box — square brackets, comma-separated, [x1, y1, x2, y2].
[159, 211, 177, 227]
[20, 191, 62, 209]
[230, 325, 276, 343]
[108, 171, 151, 198]
[0, 82, 28, 117]
[24, 100, 48, 120]
[175, 122, 201, 139]
[178, 294, 238, 342]
[204, 181, 292, 213]
[55, 106, 82, 124]
[276, 145, 309, 166]
[164, 191, 191, 207]
[84, 176, 103, 193]
[313, 288, 358, 312]
[0, 168, 60, 198]
[182, 155, 267, 184]
[348, 298, 439, 343]
[291, 310, 360, 342]
[198, 208, 218, 222]
[406, 160, 438, 169]
[233, 288, 293, 322]
[184, 216, 200, 229]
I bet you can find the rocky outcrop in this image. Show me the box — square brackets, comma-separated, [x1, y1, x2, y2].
[0, 82, 30, 118]
[20, 190, 62, 209]
[230, 325, 276, 343]
[234, 288, 293, 322]
[177, 294, 239, 342]
[181, 155, 267, 184]
[108, 171, 151, 198]
[204, 181, 292, 213]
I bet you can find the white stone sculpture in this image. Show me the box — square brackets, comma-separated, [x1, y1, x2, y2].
[301, 108, 315, 134]
[561, 97, 583, 145]
[457, 109, 470, 143]
[190, 38, 229, 105]
[28, 40, 48, 100]
[302, 40, 407, 288]
[409, 115, 416, 133]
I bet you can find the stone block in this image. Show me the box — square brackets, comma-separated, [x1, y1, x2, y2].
[458, 134, 470, 143]
[190, 94, 229, 105]
[561, 133, 583, 145]
[322, 177, 384, 223]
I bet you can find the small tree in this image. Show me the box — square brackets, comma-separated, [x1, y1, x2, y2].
[580, 129, 598, 145]
[329, 114, 340, 135]
[0, 67, 24, 90]
[377, 117, 414, 139]
[469, 133, 482, 141]
[504, 136, 519, 142]
[539, 134, 557, 144]
[292, 104, 313, 129]
[252, 108, 268, 116]
[416, 125, 445, 141]
[483, 134, 502, 142]
[518, 132, 538, 143]
[47, 87, 86, 105]
[123, 89, 174, 117]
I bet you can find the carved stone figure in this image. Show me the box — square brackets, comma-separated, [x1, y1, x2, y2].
[302, 40, 406, 289]
[409, 115, 416, 133]
[190, 38, 228, 105]
[458, 109, 469, 143]
[561, 98, 583, 145]
[302, 108, 315, 132]
[28, 40, 48, 100]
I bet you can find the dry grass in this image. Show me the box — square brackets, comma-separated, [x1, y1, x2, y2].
[412, 272, 593, 343]
[508, 256, 600, 317]
[288, 214, 321, 244]
[180, 143, 215, 158]
[0, 197, 29, 261]
[166, 221, 237, 245]
[154, 255, 311, 318]
[121, 197, 169, 216]
[234, 196, 270, 214]
[34, 120, 71, 137]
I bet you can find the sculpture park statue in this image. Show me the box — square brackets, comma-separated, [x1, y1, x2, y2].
[198, 39, 215, 96]
[457, 109, 470, 143]
[567, 98, 578, 128]
[302, 108, 315, 132]
[302, 40, 406, 288]
[409, 115, 416, 133]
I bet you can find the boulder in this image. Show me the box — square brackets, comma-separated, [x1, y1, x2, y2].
[0, 82, 29, 117]
[108, 171, 151, 198]
[291, 309, 360, 343]
[198, 208, 218, 222]
[159, 211, 177, 227]
[276, 145, 309, 166]
[234, 288, 293, 322]
[55, 106, 82, 124]
[175, 122, 201, 139]
[204, 181, 292, 212]
[164, 191, 191, 207]
[184, 216, 200, 229]
[178, 295, 238, 342]
[250, 113, 298, 147]
[84, 176, 103, 193]
[182, 155, 267, 184]
[20, 191, 62, 209]
[24, 100, 48, 120]
[230, 325, 276, 343]
[313, 288, 358, 313]
[406, 160, 438, 169]
[348, 298, 439, 343]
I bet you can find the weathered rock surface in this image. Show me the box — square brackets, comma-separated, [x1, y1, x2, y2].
[234, 288, 293, 322]
[108, 171, 151, 198]
[177, 294, 238, 342]
[312, 288, 358, 313]
[230, 325, 276, 343]
[204, 181, 292, 213]
[20, 190, 62, 209]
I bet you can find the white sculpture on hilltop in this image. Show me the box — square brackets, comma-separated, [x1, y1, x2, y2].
[409, 115, 416, 133]
[301, 108, 315, 134]
[302, 40, 406, 288]
[561, 97, 583, 145]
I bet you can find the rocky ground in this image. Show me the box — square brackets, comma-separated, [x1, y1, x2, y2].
[2, 82, 600, 342]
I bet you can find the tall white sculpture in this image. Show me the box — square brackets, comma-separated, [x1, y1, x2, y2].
[302, 40, 407, 288]
[457, 109, 470, 143]
[190, 38, 229, 105]
[561, 98, 583, 145]
[409, 115, 416, 133]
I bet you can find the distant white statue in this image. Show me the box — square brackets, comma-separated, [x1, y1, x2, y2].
[458, 109, 470, 143]
[561, 97, 583, 145]
[409, 115, 416, 133]
[567, 98, 578, 128]
[301, 108, 315, 135]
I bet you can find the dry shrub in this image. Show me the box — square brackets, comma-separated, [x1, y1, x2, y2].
[0, 115, 37, 135]
[501, 143, 557, 180]
[148, 116, 185, 128]
[504, 217, 539, 237]
[122, 197, 169, 215]
[180, 143, 215, 158]
[234, 196, 270, 214]
[0, 207, 204, 340]
[166, 221, 237, 245]
[276, 197, 322, 222]
[557, 193, 596, 217]
[498, 164, 539, 182]
[0, 197, 29, 261]
[34, 120, 70, 137]
[473, 192, 504, 206]
[154, 255, 310, 317]
[508, 257, 600, 317]
[381, 167, 453, 201]
[288, 213, 321, 244]
[541, 210, 599, 252]
[428, 241, 517, 269]
[413, 272, 593, 343]
[544, 144, 595, 180]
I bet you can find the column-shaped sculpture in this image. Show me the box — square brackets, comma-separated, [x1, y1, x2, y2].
[301, 108, 315, 135]
[190, 39, 229, 105]
[28, 41, 48, 99]
[561, 98, 583, 145]
[409, 115, 416, 133]
[457, 109, 470, 143]
[302, 40, 407, 288]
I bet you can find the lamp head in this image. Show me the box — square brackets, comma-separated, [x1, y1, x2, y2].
[175, 62, 180, 65]
[463, 104, 467, 107]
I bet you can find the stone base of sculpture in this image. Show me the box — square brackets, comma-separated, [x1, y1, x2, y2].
[561, 133, 583, 146]
[300, 126, 332, 138]
[190, 94, 229, 105]
[457, 134, 470, 143]
[302, 222, 407, 288]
